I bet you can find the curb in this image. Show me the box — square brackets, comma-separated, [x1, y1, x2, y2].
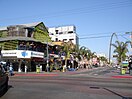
[14, 73, 59, 77]
[111, 75, 132, 78]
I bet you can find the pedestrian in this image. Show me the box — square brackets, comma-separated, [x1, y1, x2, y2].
[40, 65, 42, 73]
[9, 64, 14, 76]
[46, 65, 49, 72]
[25, 65, 27, 73]
[128, 62, 132, 74]
[0, 63, 5, 73]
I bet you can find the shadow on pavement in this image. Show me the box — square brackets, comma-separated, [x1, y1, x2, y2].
[103, 88, 132, 99]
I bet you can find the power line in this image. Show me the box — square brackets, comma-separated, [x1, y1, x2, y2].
[54, 1, 132, 17]
[78, 31, 127, 37]
[0, 0, 131, 22]
[79, 33, 130, 39]
[79, 35, 111, 39]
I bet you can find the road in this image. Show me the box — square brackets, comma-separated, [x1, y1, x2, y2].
[1, 67, 132, 99]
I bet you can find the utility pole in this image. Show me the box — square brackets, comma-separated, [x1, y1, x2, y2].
[46, 38, 49, 72]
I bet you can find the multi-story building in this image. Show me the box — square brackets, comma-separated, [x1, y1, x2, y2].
[48, 25, 79, 46]
[0, 22, 55, 72]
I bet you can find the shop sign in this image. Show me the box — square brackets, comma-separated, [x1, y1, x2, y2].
[31, 51, 44, 58]
[2, 50, 44, 59]
[1, 50, 17, 57]
[17, 50, 31, 58]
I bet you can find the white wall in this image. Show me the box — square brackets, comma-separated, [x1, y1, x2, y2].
[48, 25, 78, 45]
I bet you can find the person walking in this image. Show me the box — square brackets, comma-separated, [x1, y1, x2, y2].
[9, 64, 14, 76]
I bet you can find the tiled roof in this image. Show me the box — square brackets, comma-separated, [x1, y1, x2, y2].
[20, 22, 42, 27]
[0, 22, 42, 31]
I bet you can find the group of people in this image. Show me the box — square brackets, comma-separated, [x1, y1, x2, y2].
[0, 63, 14, 76]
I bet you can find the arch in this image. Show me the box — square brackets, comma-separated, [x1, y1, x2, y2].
[109, 33, 118, 64]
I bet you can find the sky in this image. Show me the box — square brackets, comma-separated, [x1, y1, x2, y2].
[0, 0, 132, 59]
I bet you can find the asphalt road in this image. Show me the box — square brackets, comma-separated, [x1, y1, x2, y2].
[1, 67, 132, 99]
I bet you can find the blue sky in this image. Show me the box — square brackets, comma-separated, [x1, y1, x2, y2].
[0, 0, 132, 58]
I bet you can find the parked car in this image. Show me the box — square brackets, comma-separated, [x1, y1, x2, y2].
[0, 64, 9, 95]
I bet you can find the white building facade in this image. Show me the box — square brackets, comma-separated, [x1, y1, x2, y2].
[48, 25, 79, 45]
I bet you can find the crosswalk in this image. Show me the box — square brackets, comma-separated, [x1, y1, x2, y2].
[73, 67, 113, 77]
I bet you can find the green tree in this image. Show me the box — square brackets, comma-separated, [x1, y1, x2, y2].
[62, 41, 75, 66]
[78, 46, 92, 61]
[99, 56, 107, 62]
[99, 56, 108, 66]
[112, 40, 129, 64]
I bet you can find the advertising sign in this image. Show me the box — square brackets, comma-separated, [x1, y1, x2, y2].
[31, 51, 44, 58]
[17, 50, 31, 58]
[2, 50, 44, 59]
[2, 50, 17, 57]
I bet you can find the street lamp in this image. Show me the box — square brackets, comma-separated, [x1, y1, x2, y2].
[109, 33, 118, 64]
[46, 38, 49, 72]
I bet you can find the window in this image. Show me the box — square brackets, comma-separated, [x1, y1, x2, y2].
[68, 31, 73, 34]
[69, 39, 74, 41]
[59, 32, 63, 34]
[63, 39, 67, 42]
[55, 30, 58, 34]
[56, 38, 58, 41]
[27, 29, 33, 37]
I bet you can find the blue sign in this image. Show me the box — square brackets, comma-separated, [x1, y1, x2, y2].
[21, 51, 28, 57]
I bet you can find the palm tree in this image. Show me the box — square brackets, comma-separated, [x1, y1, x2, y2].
[90, 52, 97, 58]
[78, 46, 92, 62]
[62, 41, 75, 67]
[99, 56, 108, 62]
[99, 56, 108, 66]
[112, 40, 129, 64]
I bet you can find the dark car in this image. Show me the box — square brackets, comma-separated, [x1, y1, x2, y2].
[0, 64, 9, 95]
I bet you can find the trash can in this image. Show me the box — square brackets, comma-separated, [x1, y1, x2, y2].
[121, 68, 126, 75]
[36, 66, 40, 73]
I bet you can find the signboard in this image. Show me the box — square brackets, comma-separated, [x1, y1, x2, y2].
[17, 50, 31, 58]
[31, 51, 44, 58]
[122, 61, 128, 67]
[2, 50, 44, 59]
[2, 50, 17, 57]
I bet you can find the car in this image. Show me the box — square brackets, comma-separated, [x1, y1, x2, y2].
[0, 64, 9, 96]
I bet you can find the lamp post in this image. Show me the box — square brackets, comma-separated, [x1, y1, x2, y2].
[46, 39, 49, 72]
[109, 33, 118, 65]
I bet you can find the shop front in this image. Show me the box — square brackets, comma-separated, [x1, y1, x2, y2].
[1, 50, 44, 72]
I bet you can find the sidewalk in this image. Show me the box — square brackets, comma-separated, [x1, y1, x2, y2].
[98, 67, 132, 78]
[11, 67, 132, 79]
[12, 68, 94, 77]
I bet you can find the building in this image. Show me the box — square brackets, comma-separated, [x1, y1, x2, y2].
[0, 22, 55, 72]
[48, 25, 79, 45]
